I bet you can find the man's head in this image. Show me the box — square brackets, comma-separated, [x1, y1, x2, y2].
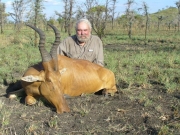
[75, 18, 92, 43]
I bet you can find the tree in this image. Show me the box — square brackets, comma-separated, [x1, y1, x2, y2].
[27, 0, 45, 46]
[56, 17, 65, 31]
[141, 1, 149, 41]
[84, 0, 112, 39]
[125, 0, 135, 39]
[175, 0, 180, 31]
[156, 15, 167, 31]
[111, 0, 117, 29]
[87, 5, 107, 38]
[9, 0, 29, 32]
[0, 0, 6, 34]
[55, 0, 75, 36]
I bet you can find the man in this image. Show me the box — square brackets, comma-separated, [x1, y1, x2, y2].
[57, 18, 104, 67]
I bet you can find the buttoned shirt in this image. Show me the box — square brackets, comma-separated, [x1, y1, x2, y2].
[57, 35, 104, 66]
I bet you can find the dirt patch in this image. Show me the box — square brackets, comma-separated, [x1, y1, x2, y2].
[0, 44, 180, 134]
[0, 83, 180, 135]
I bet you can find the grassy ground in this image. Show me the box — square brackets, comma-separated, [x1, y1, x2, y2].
[0, 25, 180, 134]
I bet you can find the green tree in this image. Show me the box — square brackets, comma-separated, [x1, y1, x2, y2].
[9, 0, 29, 32]
[27, 0, 45, 46]
[0, 0, 6, 34]
[142, 1, 149, 41]
[125, 0, 135, 39]
[111, 0, 117, 30]
[87, 5, 108, 38]
[175, 0, 180, 31]
[57, 17, 65, 31]
[55, 0, 75, 36]
[76, 0, 113, 39]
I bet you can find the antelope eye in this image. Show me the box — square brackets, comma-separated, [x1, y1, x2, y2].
[46, 78, 51, 82]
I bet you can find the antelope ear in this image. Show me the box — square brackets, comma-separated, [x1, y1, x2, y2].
[21, 71, 45, 82]
[21, 75, 45, 82]
[59, 68, 66, 75]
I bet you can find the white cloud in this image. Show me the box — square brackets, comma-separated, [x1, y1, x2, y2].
[3, 0, 12, 7]
[44, 0, 61, 5]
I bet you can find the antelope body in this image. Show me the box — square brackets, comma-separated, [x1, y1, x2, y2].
[16, 24, 117, 113]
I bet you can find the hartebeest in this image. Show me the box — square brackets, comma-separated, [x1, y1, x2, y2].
[9, 24, 117, 113]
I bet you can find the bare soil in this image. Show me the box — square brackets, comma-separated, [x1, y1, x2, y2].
[0, 45, 180, 135]
[1, 83, 180, 135]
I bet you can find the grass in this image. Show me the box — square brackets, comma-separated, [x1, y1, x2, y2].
[47, 115, 58, 128]
[158, 125, 172, 135]
[0, 99, 13, 134]
[104, 44, 180, 93]
[1, 26, 179, 92]
[102, 33, 180, 135]
[0, 24, 180, 134]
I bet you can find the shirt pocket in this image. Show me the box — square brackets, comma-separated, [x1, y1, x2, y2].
[86, 49, 94, 57]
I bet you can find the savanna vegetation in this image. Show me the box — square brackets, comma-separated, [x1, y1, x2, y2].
[0, 0, 180, 134]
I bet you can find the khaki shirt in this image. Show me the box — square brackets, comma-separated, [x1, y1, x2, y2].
[57, 35, 104, 66]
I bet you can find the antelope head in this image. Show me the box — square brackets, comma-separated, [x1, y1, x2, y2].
[23, 24, 70, 113]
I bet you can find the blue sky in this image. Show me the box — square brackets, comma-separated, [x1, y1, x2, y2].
[1, 0, 178, 20]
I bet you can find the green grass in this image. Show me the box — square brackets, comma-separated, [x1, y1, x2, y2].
[0, 99, 12, 133]
[0, 44, 41, 84]
[0, 24, 179, 93]
[104, 44, 180, 93]
[0, 9, 180, 134]
[0, 26, 69, 85]
[103, 27, 180, 46]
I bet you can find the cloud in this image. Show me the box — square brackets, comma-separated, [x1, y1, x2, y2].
[44, 0, 61, 5]
[4, 0, 12, 7]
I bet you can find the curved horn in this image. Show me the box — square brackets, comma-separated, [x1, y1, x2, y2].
[26, 24, 52, 62]
[48, 24, 61, 71]
[48, 24, 60, 59]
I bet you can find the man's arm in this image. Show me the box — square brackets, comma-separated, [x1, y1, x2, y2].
[57, 41, 66, 55]
[96, 39, 104, 67]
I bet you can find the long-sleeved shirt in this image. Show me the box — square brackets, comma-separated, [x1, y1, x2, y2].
[57, 35, 104, 67]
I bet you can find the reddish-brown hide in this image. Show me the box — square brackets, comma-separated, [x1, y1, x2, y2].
[20, 24, 117, 113]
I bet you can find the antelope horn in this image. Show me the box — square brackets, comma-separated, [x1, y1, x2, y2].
[48, 24, 61, 71]
[48, 24, 61, 59]
[26, 24, 52, 63]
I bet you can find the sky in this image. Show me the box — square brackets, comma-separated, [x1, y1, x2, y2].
[1, 0, 178, 21]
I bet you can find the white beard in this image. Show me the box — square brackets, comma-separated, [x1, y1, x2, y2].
[76, 35, 90, 43]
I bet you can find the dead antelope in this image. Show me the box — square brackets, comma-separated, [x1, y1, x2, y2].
[9, 24, 117, 113]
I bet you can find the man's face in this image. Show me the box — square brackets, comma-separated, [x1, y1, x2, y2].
[76, 22, 91, 43]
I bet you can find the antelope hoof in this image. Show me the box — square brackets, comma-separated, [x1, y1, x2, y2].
[25, 96, 37, 105]
[8, 94, 17, 99]
[103, 90, 116, 97]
